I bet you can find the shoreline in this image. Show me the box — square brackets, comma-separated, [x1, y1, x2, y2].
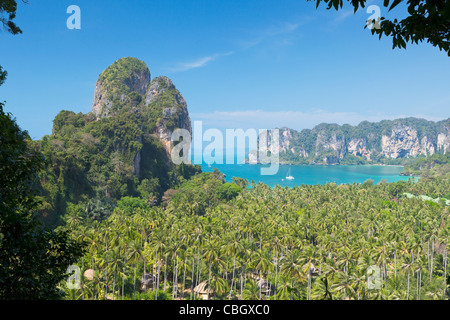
[242, 161, 405, 168]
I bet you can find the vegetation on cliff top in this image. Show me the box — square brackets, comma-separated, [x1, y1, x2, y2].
[98, 57, 150, 96]
[276, 118, 449, 165]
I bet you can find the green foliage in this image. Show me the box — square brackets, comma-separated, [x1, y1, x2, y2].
[309, 0, 450, 56]
[340, 153, 368, 165]
[277, 118, 448, 165]
[231, 176, 249, 189]
[402, 152, 450, 179]
[361, 179, 374, 188]
[98, 57, 149, 98]
[0, 103, 43, 209]
[0, 104, 85, 299]
[216, 183, 242, 201]
[0, 66, 6, 86]
[117, 196, 147, 214]
[167, 171, 232, 215]
[36, 104, 200, 226]
[84, 197, 116, 221]
[0, 0, 22, 35]
[61, 174, 450, 301]
[145, 76, 186, 132]
[136, 290, 170, 300]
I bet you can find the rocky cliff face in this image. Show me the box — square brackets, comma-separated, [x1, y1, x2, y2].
[92, 57, 151, 119]
[144, 76, 192, 155]
[379, 125, 437, 158]
[438, 132, 450, 153]
[315, 132, 346, 160]
[381, 126, 420, 158]
[278, 128, 294, 153]
[347, 138, 371, 160]
[91, 58, 192, 174]
[257, 119, 450, 164]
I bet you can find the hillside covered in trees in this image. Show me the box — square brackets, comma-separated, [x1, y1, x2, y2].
[2, 56, 450, 301]
[250, 118, 450, 166]
[2, 0, 450, 304]
[60, 172, 450, 300]
[34, 57, 201, 227]
[402, 153, 450, 181]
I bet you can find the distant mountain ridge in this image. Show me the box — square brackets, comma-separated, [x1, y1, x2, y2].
[249, 117, 450, 165]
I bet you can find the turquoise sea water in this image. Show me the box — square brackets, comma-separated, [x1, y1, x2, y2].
[199, 163, 411, 187]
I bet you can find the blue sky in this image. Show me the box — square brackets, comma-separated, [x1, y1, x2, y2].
[0, 0, 449, 140]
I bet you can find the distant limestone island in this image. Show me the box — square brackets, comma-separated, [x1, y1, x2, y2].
[246, 118, 450, 172]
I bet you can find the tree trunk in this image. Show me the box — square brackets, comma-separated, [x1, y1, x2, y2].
[225, 259, 228, 281]
[259, 271, 262, 300]
[274, 249, 278, 300]
[407, 271, 410, 300]
[190, 255, 195, 300]
[394, 251, 397, 278]
[416, 270, 420, 300]
[195, 247, 202, 299]
[430, 240, 434, 282]
[104, 269, 108, 300]
[207, 263, 212, 300]
[92, 257, 97, 300]
[173, 255, 179, 299]
[419, 270, 422, 299]
[163, 255, 168, 292]
[123, 257, 126, 300]
[182, 256, 187, 298]
[156, 252, 161, 300]
[308, 274, 311, 300]
[81, 256, 85, 300]
[229, 253, 236, 299]
[144, 234, 147, 274]
[133, 264, 137, 300]
[444, 248, 448, 286]
[112, 271, 116, 300]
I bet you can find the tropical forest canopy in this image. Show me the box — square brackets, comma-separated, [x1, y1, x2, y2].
[1, 0, 450, 301]
[59, 172, 450, 300]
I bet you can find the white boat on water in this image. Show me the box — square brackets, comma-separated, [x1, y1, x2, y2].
[286, 167, 294, 180]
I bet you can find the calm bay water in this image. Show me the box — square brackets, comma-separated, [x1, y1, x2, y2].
[199, 163, 410, 187]
[191, 147, 411, 187]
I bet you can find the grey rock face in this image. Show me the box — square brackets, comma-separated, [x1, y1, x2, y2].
[89, 58, 193, 176]
[437, 132, 450, 154]
[253, 120, 450, 164]
[145, 76, 192, 155]
[348, 138, 371, 159]
[92, 58, 151, 118]
[381, 125, 427, 158]
[315, 132, 346, 160]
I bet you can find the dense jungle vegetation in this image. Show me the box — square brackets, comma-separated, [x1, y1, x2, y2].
[59, 170, 450, 300]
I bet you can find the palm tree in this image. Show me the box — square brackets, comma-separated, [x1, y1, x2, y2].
[127, 239, 142, 300]
[281, 248, 305, 300]
[223, 232, 243, 299]
[242, 280, 260, 300]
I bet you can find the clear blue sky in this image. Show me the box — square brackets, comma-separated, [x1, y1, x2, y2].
[1, 0, 449, 139]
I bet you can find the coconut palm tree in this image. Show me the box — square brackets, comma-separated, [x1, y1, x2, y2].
[127, 238, 142, 299]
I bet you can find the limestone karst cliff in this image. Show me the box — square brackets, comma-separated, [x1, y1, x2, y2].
[252, 118, 450, 165]
[91, 57, 192, 173]
[92, 57, 151, 119]
[143, 76, 192, 155]
[37, 57, 200, 226]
